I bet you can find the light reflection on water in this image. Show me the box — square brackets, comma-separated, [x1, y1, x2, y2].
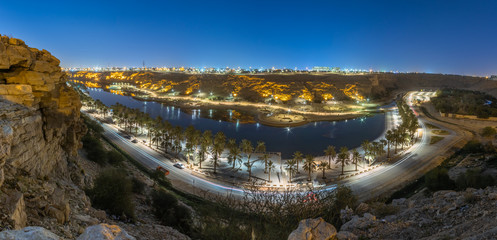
[88, 88, 385, 158]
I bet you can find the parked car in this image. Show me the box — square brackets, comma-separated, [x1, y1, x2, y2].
[173, 162, 185, 169]
[156, 166, 170, 176]
[131, 139, 138, 143]
[124, 135, 131, 139]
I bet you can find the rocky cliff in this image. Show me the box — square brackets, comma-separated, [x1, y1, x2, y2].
[0, 35, 85, 181]
[0, 35, 85, 231]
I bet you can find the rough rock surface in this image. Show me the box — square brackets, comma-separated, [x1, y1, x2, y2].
[0, 226, 60, 240]
[1, 190, 27, 229]
[289, 187, 497, 239]
[0, 35, 84, 180]
[338, 187, 497, 239]
[288, 217, 337, 240]
[0, 35, 86, 233]
[77, 224, 135, 240]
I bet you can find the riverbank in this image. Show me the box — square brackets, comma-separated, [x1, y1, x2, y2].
[132, 93, 373, 127]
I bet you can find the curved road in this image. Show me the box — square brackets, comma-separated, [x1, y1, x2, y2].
[94, 91, 467, 201]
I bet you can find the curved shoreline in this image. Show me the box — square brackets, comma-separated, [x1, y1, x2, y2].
[132, 94, 372, 128]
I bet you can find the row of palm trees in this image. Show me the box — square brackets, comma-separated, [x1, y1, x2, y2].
[81, 95, 419, 183]
[285, 99, 420, 182]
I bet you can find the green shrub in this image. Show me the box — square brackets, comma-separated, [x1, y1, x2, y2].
[107, 150, 124, 165]
[456, 168, 495, 190]
[151, 189, 192, 234]
[425, 167, 455, 191]
[464, 192, 478, 204]
[87, 169, 135, 221]
[151, 168, 172, 189]
[481, 126, 497, 138]
[370, 202, 399, 218]
[82, 134, 107, 165]
[82, 115, 104, 135]
[131, 177, 146, 195]
[460, 140, 483, 154]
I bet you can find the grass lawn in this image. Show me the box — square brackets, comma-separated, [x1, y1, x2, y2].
[432, 129, 450, 135]
[430, 136, 445, 145]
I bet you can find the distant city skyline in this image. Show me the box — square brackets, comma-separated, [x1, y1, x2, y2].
[2, 0, 497, 76]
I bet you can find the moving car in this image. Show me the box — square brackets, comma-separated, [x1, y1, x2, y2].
[156, 166, 170, 176]
[173, 162, 185, 169]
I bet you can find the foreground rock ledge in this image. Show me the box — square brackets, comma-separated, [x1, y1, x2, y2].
[0, 224, 136, 240]
[288, 217, 337, 240]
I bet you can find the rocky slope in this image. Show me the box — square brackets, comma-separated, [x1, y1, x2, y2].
[289, 187, 497, 240]
[0, 35, 85, 180]
[0, 36, 189, 239]
[0, 35, 86, 231]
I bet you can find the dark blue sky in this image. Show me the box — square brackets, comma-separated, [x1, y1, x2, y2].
[1, 0, 496, 76]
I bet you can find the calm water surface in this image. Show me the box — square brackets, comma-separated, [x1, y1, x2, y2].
[88, 88, 385, 158]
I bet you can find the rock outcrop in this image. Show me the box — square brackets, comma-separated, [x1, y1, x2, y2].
[0, 35, 84, 181]
[0, 224, 136, 240]
[77, 224, 135, 240]
[288, 217, 337, 240]
[0, 35, 85, 232]
[1, 190, 27, 229]
[0, 226, 60, 240]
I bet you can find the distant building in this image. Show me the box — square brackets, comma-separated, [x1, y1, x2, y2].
[312, 66, 330, 72]
[490, 75, 497, 80]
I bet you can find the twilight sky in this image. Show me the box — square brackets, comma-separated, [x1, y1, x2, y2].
[1, 0, 496, 76]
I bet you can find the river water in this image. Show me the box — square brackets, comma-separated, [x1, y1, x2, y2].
[88, 88, 385, 158]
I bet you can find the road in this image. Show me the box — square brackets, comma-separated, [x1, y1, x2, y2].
[91, 91, 468, 201]
[100, 122, 246, 198]
[345, 91, 469, 200]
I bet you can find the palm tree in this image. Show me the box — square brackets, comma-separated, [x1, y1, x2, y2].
[285, 159, 297, 183]
[293, 151, 303, 174]
[324, 145, 336, 169]
[380, 139, 387, 156]
[261, 153, 270, 173]
[370, 142, 380, 163]
[256, 141, 268, 172]
[172, 126, 183, 156]
[199, 130, 212, 169]
[318, 161, 328, 179]
[227, 139, 240, 169]
[352, 149, 360, 171]
[385, 130, 394, 158]
[244, 161, 257, 181]
[336, 147, 350, 175]
[230, 146, 242, 169]
[361, 140, 370, 164]
[241, 139, 254, 169]
[192, 129, 201, 163]
[184, 125, 196, 164]
[302, 155, 316, 181]
[393, 128, 401, 154]
[256, 141, 266, 153]
[266, 160, 274, 183]
[212, 132, 226, 174]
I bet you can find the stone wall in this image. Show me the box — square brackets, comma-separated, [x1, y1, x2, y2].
[0, 35, 85, 182]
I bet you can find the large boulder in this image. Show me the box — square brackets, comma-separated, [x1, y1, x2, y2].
[77, 224, 136, 240]
[0, 190, 28, 229]
[0, 226, 60, 240]
[336, 231, 357, 240]
[288, 217, 337, 240]
[340, 213, 377, 232]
